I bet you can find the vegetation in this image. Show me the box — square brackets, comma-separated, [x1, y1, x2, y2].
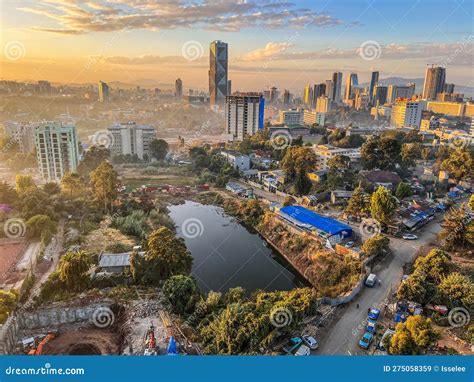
[389, 316, 439, 355]
[370, 186, 398, 225]
[345, 185, 370, 219]
[361, 135, 401, 171]
[438, 203, 474, 249]
[26, 214, 57, 244]
[0, 290, 17, 323]
[149, 139, 170, 161]
[90, 161, 119, 212]
[281, 147, 317, 194]
[394, 182, 412, 200]
[112, 210, 151, 240]
[440, 148, 474, 181]
[163, 275, 200, 315]
[361, 234, 390, 258]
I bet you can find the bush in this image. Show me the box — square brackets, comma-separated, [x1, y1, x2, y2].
[112, 210, 151, 240]
[163, 275, 200, 315]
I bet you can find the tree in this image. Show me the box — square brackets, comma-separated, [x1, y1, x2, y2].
[438, 272, 474, 310]
[26, 214, 57, 244]
[42, 182, 61, 195]
[0, 181, 17, 204]
[0, 290, 17, 323]
[440, 148, 474, 181]
[413, 249, 452, 283]
[58, 251, 93, 292]
[395, 182, 412, 200]
[345, 185, 370, 219]
[370, 186, 398, 225]
[469, 194, 474, 211]
[401, 143, 421, 167]
[361, 234, 390, 258]
[77, 145, 110, 176]
[397, 274, 436, 305]
[438, 203, 474, 249]
[15, 175, 36, 194]
[61, 172, 84, 197]
[163, 275, 200, 315]
[281, 147, 317, 181]
[361, 136, 401, 170]
[283, 196, 295, 207]
[90, 161, 118, 212]
[149, 139, 169, 161]
[130, 227, 192, 285]
[421, 147, 432, 162]
[389, 316, 438, 355]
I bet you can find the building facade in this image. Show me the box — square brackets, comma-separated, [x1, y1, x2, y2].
[422, 65, 446, 100]
[98, 81, 109, 102]
[331, 72, 342, 104]
[390, 99, 426, 129]
[107, 122, 156, 160]
[279, 109, 304, 125]
[175, 78, 183, 99]
[225, 93, 265, 141]
[314, 144, 361, 170]
[209, 40, 228, 108]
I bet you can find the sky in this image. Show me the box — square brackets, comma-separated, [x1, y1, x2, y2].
[1, 0, 473, 93]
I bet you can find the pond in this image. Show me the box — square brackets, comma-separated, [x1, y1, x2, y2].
[168, 201, 303, 294]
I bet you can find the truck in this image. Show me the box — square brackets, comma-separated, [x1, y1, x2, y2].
[282, 337, 302, 355]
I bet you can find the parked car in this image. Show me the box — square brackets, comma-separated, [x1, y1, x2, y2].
[344, 241, 355, 248]
[294, 344, 311, 356]
[359, 332, 374, 349]
[365, 273, 377, 287]
[302, 335, 318, 350]
[402, 233, 418, 240]
[366, 319, 377, 334]
[368, 308, 381, 321]
[282, 337, 302, 354]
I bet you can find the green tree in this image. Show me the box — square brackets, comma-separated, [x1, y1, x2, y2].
[361, 136, 401, 170]
[90, 161, 118, 212]
[401, 143, 421, 167]
[77, 145, 110, 175]
[370, 186, 398, 225]
[389, 316, 438, 355]
[345, 185, 370, 219]
[149, 139, 169, 161]
[61, 172, 84, 197]
[440, 148, 474, 181]
[397, 274, 436, 305]
[15, 175, 36, 194]
[162, 275, 200, 315]
[0, 290, 17, 323]
[130, 227, 192, 285]
[438, 203, 474, 249]
[281, 147, 317, 181]
[395, 182, 412, 200]
[26, 214, 57, 244]
[438, 272, 474, 310]
[469, 194, 474, 210]
[0, 181, 17, 204]
[42, 182, 61, 195]
[361, 234, 390, 258]
[58, 251, 93, 292]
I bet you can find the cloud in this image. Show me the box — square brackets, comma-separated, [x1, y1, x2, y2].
[98, 54, 206, 65]
[240, 42, 294, 62]
[19, 0, 347, 34]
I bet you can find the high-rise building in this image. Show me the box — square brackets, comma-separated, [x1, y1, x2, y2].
[283, 89, 291, 106]
[279, 109, 304, 125]
[303, 84, 313, 107]
[354, 92, 369, 110]
[422, 65, 446, 100]
[225, 93, 265, 141]
[372, 85, 388, 105]
[175, 78, 183, 99]
[325, 80, 333, 99]
[227, 80, 232, 96]
[209, 40, 228, 107]
[390, 99, 426, 129]
[315, 96, 333, 113]
[331, 72, 342, 103]
[5, 122, 35, 153]
[387, 84, 416, 104]
[35, 122, 79, 182]
[344, 73, 358, 101]
[107, 122, 156, 160]
[444, 83, 455, 94]
[312, 83, 326, 108]
[368, 71, 379, 105]
[270, 87, 279, 104]
[98, 81, 109, 102]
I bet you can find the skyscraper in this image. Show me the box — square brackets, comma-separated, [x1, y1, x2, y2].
[344, 73, 358, 101]
[312, 83, 326, 108]
[444, 83, 455, 94]
[368, 71, 379, 105]
[35, 122, 79, 182]
[270, 87, 279, 104]
[372, 85, 388, 105]
[107, 122, 156, 160]
[422, 65, 446, 100]
[225, 93, 265, 141]
[331, 72, 342, 103]
[283, 89, 291, 106]
[303, 84, 313, 107]
[175, 78, 183, 99]
[209, 40, 228, 107]
[387, 83, 416, 103]
[390, 99, 426, 129]
[325, 80, 333, 99]
[98, 80, 109, 102]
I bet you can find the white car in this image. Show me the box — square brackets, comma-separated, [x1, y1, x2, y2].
[402, 234, 418, 240]
[294, 344, 311, 356]
[302, 335, 318, 350]
[344, 241, 355, 248]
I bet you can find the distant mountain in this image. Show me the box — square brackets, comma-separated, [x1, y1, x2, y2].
[361, 76, 473, 97]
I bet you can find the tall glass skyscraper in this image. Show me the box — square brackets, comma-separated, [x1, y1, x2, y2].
[209, 40, 228, 108]
[422, 65, 446, 100]
[368, 71, 379, 105]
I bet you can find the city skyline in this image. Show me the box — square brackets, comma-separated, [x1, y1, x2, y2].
[1, 0, 472, 91]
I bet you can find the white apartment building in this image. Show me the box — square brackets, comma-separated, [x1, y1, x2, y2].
[4, 121, 36, 153]
[313, 144, 361, 170]
[220, 151, 251, 171]
[390, 99, 426, 129]
[107, 122, 156, 160]
[35, 122, 80, 182]
[225, 93, 265, 141]
[279, 109, 304, 125]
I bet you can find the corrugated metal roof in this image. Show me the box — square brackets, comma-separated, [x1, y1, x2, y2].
[99, 252, 145, 268]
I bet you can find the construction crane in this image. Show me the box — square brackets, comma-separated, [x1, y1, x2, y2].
[27, 332, 57, 355]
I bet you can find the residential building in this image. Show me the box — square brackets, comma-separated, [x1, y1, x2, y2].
[220, 151, 251, 171]
[98, 80, 109, 102]
[209, 40, 228, 107]
[303, 110, 326, 126]
[387, 84, 415, 104]
[316, 95, 333, 113]
[4, 121, 35, 153]
[368, 71, 379, 105]
[314, 144, 361, 170]
[225, 93, 265, 141]
[175, 78, 183, 99]
[107, 122, 156, 160]
[370, 105, 392, 118]
[331, 72, 342, 103]
[35, 122, 79, 182]
[422, 65, 446, 100]
[354, 92, 369, 110]
[390, 99, 426, 128]
[279, 109, 304, 125]
[425, 101, 471, 117]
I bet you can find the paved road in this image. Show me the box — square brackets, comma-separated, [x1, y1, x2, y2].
[234, 180, 286, 204]
[317, 219, 442, 355]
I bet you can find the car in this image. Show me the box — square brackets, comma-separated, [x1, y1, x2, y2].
[402, 233, 418, 240]
[358, 332, 374, 349]
[294, 344, 311, 356]
[344, 241, 355, 248]
[368, 308, 381, 321]
[366, 319, 377, 334]
[365, 273, 377, 287]
[302, 335, 318, 350]
[282, 337, 302, 354]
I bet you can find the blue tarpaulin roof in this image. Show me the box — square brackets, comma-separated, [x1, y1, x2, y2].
[279, 205, 352, 237]
[167, 336, 178, 355]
